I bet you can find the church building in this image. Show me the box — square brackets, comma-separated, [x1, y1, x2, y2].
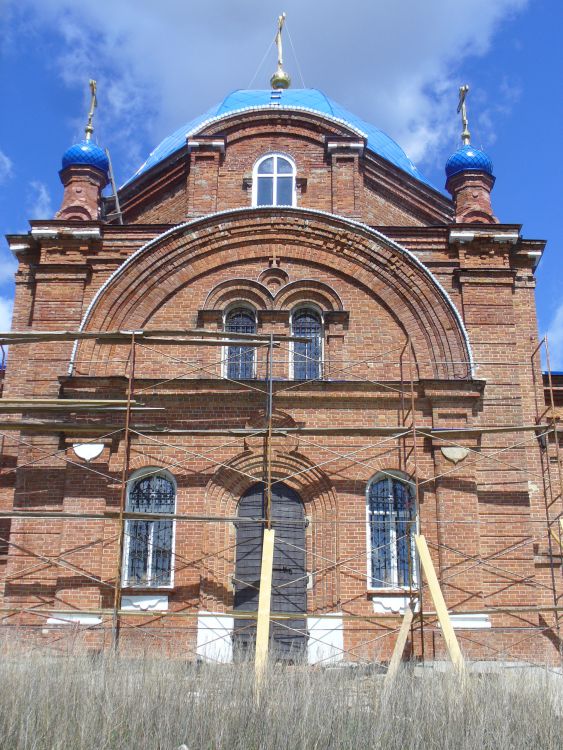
[1, 22, 560, 667]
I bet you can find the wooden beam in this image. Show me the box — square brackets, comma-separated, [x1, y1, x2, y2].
[0, 399, 135, 405]
[415, 533, 465, 672]
[0, 421, 551, 436]
[255, 528, 275, 693]
[549, 518, 563, 551]
[0, 421, 119, 433]
[0, 328, 309, 344]
[385, 603, 415, 682]
[0, 406, 161, 413]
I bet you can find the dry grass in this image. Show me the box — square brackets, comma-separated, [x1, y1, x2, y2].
[0, 648, 561, 749]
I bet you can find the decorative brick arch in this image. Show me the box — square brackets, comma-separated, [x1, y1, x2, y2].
[73, 208, 473, 379]
[200, 447, 338, 613]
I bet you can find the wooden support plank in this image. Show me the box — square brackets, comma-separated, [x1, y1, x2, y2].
[0, 406, 161, 413]
[0, 328, 309, 344]
[255, 528, 275, 691]
[415, 533, 465, 672]
[385, 603, 415, 682]
[549, 519, 563, 551]
[0, 421, 119, 433]
[0, 421, 551, 436]
[0, 399, 136, 405]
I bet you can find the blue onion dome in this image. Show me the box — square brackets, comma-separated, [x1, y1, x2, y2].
[445, 144, 493, 180]
[62, 139, 109, 174]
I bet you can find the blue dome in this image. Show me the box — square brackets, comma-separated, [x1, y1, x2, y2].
[445, 144, 493, 180]
[125, 88, 436, 190]
[62, 139, 109, 174]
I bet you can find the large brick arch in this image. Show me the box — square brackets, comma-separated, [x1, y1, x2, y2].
[74, 208, 472, 379]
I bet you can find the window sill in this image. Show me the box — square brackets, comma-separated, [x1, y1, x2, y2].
[369, 590, 419, 615]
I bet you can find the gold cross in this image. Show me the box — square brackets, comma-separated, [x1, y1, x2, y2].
[85, 79, 97, 141]
[457, 84, 471, 145]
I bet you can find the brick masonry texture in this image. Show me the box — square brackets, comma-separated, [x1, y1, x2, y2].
[1, 106, 558, 665]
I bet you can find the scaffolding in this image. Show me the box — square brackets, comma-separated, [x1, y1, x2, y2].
[0, 326, 561, 672]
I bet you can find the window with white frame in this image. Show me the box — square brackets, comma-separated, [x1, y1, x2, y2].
[225, 307, 257, 380]
[123, 470, 176, 587]
[367, 474, 417, 589]
[253, 154, 296, 207]
[291, 307, 323, 380]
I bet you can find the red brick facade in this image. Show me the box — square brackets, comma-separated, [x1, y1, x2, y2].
[2, 105, 560, 666]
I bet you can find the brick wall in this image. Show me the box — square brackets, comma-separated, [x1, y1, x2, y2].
[1, 109, 556, 664]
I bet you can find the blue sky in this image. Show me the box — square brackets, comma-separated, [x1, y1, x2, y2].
[0, 0, 561, 364]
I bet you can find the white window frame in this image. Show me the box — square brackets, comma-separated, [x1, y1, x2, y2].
[251, 153, 297, 207]
[122, 467, 177, 589]
[365, 471, 418, 592]
[222, 304, 258, 380]
[290, 305, 324, 381]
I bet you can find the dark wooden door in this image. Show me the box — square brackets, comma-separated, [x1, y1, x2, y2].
[233, 482, 307, 661]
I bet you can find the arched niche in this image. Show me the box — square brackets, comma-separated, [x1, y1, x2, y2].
[73, 208, 472, 379]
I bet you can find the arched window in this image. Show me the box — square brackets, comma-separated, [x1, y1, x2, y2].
[123, 470, 176, 587]
[367, 474, 417, 589]
[225, 307, 256, 380]
[292, 308, 323, 380]
[253, 154, 296, 207]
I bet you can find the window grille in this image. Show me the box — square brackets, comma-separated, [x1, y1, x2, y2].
[225, 308, 256, 380]
[254, 154, 296, 207]
[368, 476, 417, 588]
[124, 473, 176, 587]
[292, 308, 322, 380]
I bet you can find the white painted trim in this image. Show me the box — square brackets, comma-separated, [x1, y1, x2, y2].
[72, 442, 105, 462]
[45, 613, 102, 626]
[187, 140, 225, 154]
[307, 614, 344, 664]
[69, 207, 475, 376]
[366, 471, 418, 590]
[439, 613, 492, 630]
[251, 152, 297, 208]
[30, 228, 58, 238]
[121, 594, 168, 611]
[122, 467, 177, 589]
[371, 594, 420, 614]
[196, 612, 234, 663]
[449, 231, 475, 244]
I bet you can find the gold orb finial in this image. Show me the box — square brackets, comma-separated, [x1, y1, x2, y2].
[270, 13, 291, 90]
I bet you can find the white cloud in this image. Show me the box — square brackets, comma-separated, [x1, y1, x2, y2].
[545, 303, 563, 372]
[0, 253, 17, 286]
[0, 149, 13, 184]
[27, 181, 53, 218]
[0, 296, 13, 332]
[4, 0, 529, 175]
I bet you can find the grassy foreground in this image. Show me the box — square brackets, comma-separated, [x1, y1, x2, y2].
[0, 651, 562, 749]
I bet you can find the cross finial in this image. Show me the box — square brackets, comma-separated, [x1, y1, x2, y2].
[276, 13, 286, 68]
[85, 79, 98, 141]
[457, 84, 471, 145]
[270, 13, 291, 90]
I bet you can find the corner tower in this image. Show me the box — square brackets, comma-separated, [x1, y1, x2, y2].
[56, 80, 109, 221]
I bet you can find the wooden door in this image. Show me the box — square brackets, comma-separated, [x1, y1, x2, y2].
[233, 482, 307, 661]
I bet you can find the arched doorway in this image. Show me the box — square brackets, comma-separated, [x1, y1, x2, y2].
[233, 482, 308, 660]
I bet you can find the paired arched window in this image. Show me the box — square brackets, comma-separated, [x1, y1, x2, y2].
[253, 154, 296, 207]
[367, 474, 417, 589]
[225, 307, 257, 380]
[292, 308, 323, 380]
[123, 470, 176, 587]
